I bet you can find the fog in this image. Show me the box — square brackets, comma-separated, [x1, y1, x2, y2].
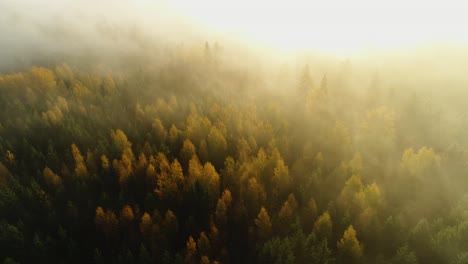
[1, 1, 468, 263]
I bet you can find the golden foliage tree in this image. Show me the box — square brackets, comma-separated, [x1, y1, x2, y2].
[180, 139, 196, 167]
[198, 231, 211, 257]
[95, 207, 119, 239]
[120, 205, 135, 226]
[152, 118, 167, 145]
[255, 207, 272, 241]
[30, 66, 56, 91]
[140, 212, 152, 239]
[101, 154, 110, 170]
[71, 144, 88, 177]
[185, 236, 197, 264]
[43, 167, 62, 189]
[215, 189, 233, 228]
[337, 225, 363, 259]
[314, 211, 333, 240]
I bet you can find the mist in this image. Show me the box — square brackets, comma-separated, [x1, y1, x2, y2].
[1, 1, 468, 264]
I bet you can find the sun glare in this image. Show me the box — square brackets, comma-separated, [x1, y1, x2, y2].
[169, 0, 468, 55]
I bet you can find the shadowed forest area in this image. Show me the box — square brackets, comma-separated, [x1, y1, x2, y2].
[2, 1, 468, 264]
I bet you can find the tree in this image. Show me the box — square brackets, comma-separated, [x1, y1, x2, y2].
[95, 207, 119, 239]
[272, 158, 290, 204]
[152, 118, 167, 146]
[243, 177, 266, 218]
[313, 212, 332, 240]
[202, 162, 220, 200]
[201, 256, 210, 264]
[168, 124, 180, 147]
[184, 236, 197, 264]
[187, 155, 202, 190]
[277, 194, 298, 235]
[4, 150, 15, 168]
[30, 67, 56, 91]
[111, 129, 133, 157]
[71, 144, 88, 177]
[43, 167, 62, 189]
[207, 126, 227, 165]
[198, 232, 211, 257]
[101, 155, 110, 170]
[337, 225, 362, 260]
[180, 139, 196, 168]
[140, 212, 152, 239]
[120, 205, 135, 226]
[215, 189, 233, 228]
[255, 207, 272, 241]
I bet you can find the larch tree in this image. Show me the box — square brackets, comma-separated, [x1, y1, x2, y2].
[42, 167, 62, 190]
[152, 118, 167, 146]
[30, 66, 56, 91]
[180, 139, 197, 168]
[215, 189, 233, 229]
[120, 205, 135, 227]
[277, 193, 298, 234]
[185, 236, 197, 264]
[202, 162, 221, 201]
[95, 207, 119, 239]
[101, 154, 110, 171]
[255, 207, 272, 241]
[198, 231, 211, 257]
[71, 144, 88, 177]
[243, 177, 266, 218]
[314, 212, 333, 240]
[337, 225, 363, 260]
[140, 212, 152, 240]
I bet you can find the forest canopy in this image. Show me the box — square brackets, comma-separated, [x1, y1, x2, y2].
[2, 1, 468, 264]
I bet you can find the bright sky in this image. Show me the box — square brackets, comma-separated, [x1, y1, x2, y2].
[168, 0, 468, 55]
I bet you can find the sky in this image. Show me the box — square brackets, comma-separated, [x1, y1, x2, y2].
[1, 0, 468, 57]
[168, 0, 468, 55]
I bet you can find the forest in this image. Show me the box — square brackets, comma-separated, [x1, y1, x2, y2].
[1, 41, 468, 264]
[3, 1, 468, 263]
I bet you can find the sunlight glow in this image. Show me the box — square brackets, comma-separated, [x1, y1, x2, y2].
[169, 0, 468, 55]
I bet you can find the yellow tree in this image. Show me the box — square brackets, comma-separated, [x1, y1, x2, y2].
[180, 139, 196, 168]
[215, 189, 233, 229]
[168, 124, 180, 147]
[277, 194, 298, 234]
[198, 231, 211, 257]
[140, 212, 152, 240]
[337, 225, 363, 260]
[243, 177, 266, 218]
[71, 144, 88, 177]
[120, 205, 135, 227]
[185, 236, 197, 264]
[187, 156, 203, 190]
[272, 158, 290, 198]
[43, 167, 62, 189]
[255, 207, 272, 241]
[30, 66, 56, 91]
[101, 155, 110, 170]
[152, 118, 167, 145]
[314, 211, 333, 240]
[202, 162, 220, 199]
[4, 150, 15, 168]
[95, 207, 119, 239]
[111, 129, 133, 157]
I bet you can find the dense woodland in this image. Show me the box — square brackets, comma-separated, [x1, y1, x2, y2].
[1, 43, 468, 264]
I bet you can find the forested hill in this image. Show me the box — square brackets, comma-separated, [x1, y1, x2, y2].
[1, 44, 468, 264]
